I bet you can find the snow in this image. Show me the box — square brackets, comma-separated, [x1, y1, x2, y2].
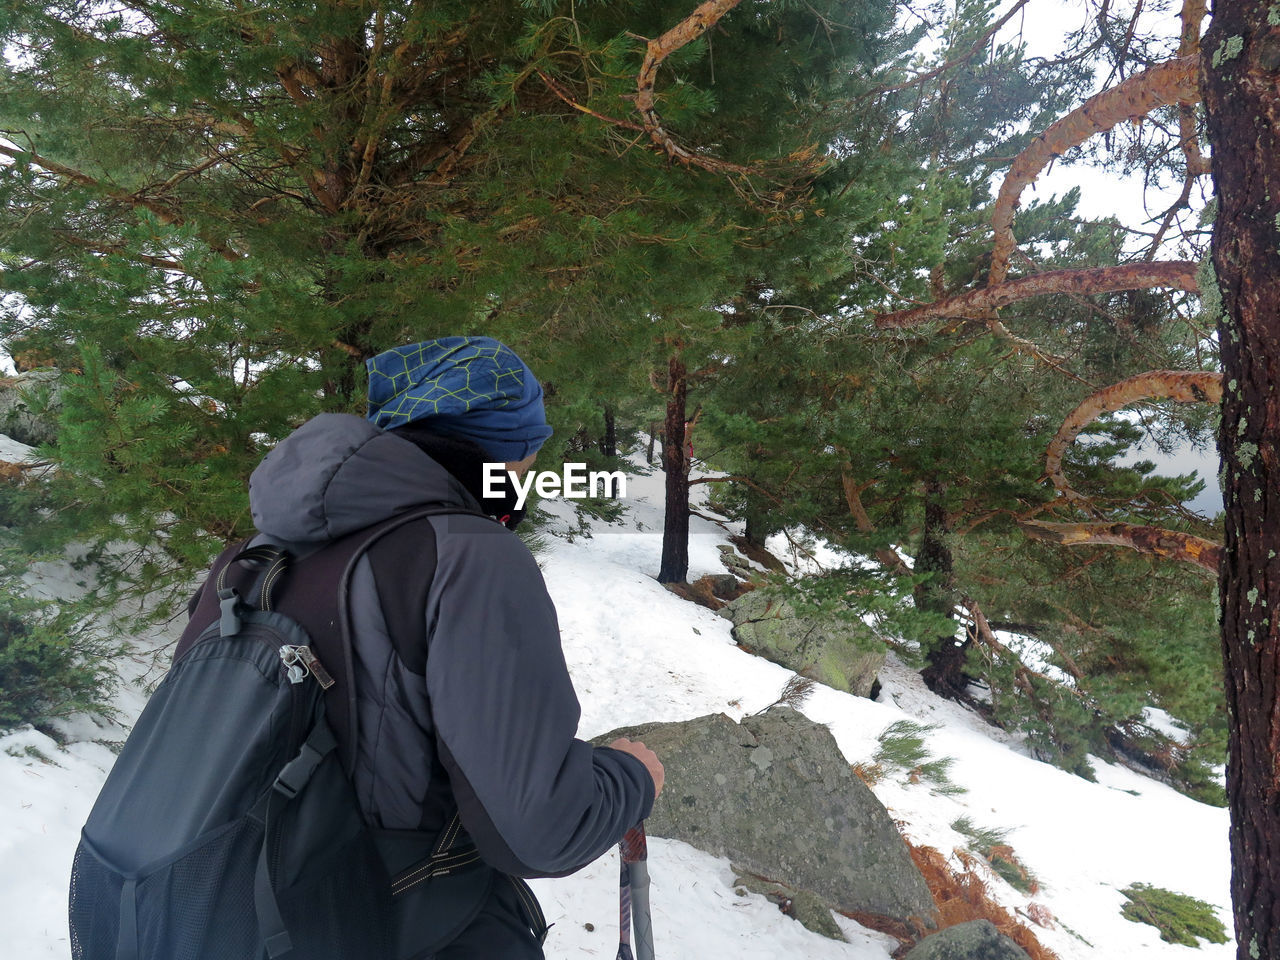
[0, 440, 1233, 959]
[0, 433, 37, 462]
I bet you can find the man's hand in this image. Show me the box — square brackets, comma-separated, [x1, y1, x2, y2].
[609, 738, 665, 800]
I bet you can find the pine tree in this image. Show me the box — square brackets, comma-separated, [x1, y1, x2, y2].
[0, 0, 897, 607]
[1201, 2, 1280, 954]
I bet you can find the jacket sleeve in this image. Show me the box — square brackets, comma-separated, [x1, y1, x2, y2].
[424, 515, 655, 878]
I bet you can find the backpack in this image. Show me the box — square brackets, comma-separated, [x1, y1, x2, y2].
[67, 506, 505, 960]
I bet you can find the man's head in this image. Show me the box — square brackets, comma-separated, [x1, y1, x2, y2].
[365, 337, 553, 462]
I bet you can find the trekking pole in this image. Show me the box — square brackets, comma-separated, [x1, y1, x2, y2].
[617, 823, 654, 960]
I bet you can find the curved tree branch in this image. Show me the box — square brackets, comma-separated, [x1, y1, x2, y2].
[1019, 520, 1221, 574]
[988, 54, 1200, 287]
[875, 261, 1200, 329]
[633, 0, 762, 178]
[1044, 369, 1222, 498]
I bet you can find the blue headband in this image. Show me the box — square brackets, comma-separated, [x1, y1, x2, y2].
[366, 337, 554, 461]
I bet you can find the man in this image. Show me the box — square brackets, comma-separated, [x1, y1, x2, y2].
[246, 336, 663, 957]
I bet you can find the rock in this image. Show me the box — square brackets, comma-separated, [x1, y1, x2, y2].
[597, 707, 937, 930]
[719, 587, 886, 697]
[728, 534, 787, 573]
[904, 920, 1031, 960]
[732, 869, 847, 941]
[717, 543, 762, 582]
[0, 370, 61, 447]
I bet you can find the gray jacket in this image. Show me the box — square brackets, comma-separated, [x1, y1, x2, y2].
[247, 413, 654, 878]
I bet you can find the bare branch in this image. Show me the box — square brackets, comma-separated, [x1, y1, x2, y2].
[988, 55, 1200, 287]
[838, 463, 913, 576]
[538, 70, 645, 132]
[875, 261, 1200, 329]
[863, 0, 1032, 98]
[633, 0, 761, 177]
[1043, 369, 1221, 500]
[1019, 520, 1220, 574]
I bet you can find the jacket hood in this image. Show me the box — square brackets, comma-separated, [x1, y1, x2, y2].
[249, 413, 478, 542]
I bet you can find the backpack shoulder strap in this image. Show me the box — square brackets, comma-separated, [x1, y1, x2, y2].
[364, 514, 440, 676]
[291, 506, 496, 777]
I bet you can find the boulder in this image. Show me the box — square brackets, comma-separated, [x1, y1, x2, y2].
[905, 920, 1031, 960]
[598, 707, 937, 931]
[719, 586, 885, 697]
[0, 370, 61, 447]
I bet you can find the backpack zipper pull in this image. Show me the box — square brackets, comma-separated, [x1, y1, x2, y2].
[278, 645, 336, 689]
[296, 646, 336, 690]
[279, 646, 307, 684]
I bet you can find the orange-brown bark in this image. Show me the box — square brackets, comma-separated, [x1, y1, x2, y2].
[634, 0, 756, 176]
[839, 466, 913, 575]
[988, 56, 1201, 287]
[875, 261, 1199, 329]
[1019, 520, 1221, 573]
[1044, 370, 1222, 497]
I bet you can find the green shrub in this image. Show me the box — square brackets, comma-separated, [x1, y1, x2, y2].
[1119, 883, 1228, 947]
[0, 590, 119, 733]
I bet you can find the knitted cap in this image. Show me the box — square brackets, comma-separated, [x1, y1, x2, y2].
[366, 337, 553, 462]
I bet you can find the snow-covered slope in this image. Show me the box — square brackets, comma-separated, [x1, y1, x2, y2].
[0, 449, 1232, 959]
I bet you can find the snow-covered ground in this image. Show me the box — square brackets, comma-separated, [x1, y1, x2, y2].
[0, 445, 1232, 959]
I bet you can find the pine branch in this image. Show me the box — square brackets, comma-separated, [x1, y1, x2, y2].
[1044, 370, 1222, 501]
[988, 54, 1201, 288]
[1019, 520, 1220, 574]
[755, 675, 817, 715]
[861, 0, 1033, 99]
[874, 261, 1200, 329]
[632, 0, 755, 177]
[0, 140, 244, 262]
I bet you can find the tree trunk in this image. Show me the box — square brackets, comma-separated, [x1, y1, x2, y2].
[1202, 8, 1280, 957]
[916, 477, 969, 698]
[658, 353, 690, 584]
[744, 506, 766, 548]
[599, 405, 617, 459]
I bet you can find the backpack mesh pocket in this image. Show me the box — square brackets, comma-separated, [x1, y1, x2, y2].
[69, 838, 124, 960]
[70, 817, 261, 960]
[135, 817, 261, 960]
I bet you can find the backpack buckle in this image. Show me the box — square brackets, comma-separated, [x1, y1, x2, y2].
[217, 588, 242, 637]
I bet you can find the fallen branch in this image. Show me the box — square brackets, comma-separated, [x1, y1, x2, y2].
[875, 261, 1200, 329]
[1045, 369, 1221, 498]
[988, 54, 1200, 287]
[1019, 520, 1220, 574]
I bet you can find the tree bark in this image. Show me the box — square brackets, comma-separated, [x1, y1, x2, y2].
[658, 353, 690, 584]
[1202, 6, 1280, 957]
[1044, 370, 1223, 500]
[915, 477, 969, 699]
[989, 55, 1200, 287]
[599, 405, 618, 460]
[1019, 520, 1221, 574]
[875, 261, 1199, 329]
